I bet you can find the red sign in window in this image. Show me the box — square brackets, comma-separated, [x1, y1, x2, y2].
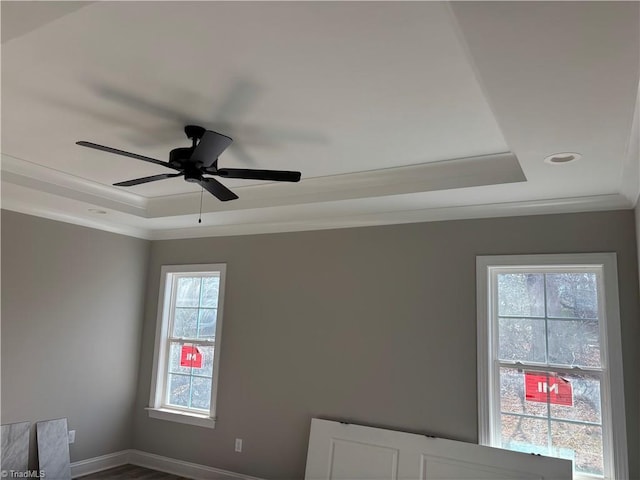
[525, 373, 573, 406]
[180, 345, 203, 369]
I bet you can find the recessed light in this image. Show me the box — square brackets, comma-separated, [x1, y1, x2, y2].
[88, 208, 107, 215]
[544, 152, 581, 165]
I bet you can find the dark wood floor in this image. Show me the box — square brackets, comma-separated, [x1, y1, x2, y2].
[76, 464, 190, 479]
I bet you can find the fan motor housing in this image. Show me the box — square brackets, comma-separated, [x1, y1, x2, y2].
[169, 147, 194, 168]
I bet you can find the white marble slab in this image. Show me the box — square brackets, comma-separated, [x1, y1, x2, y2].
[36, 418, 71, 480]
[1, 421, 30, 474]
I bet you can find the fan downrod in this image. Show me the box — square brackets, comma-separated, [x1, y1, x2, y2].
[184, 125, 206, 141]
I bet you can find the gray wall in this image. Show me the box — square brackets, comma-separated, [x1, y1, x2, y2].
[636, 202, 640, 467]
[132, 210, 639, 480]
[1, 210, 149, 467]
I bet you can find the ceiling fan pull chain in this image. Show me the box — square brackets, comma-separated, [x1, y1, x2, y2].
[198, 185, 204, 224]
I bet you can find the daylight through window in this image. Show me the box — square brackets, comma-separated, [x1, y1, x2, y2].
[148, 264, 226, 428]
[477, 254, 627, 480]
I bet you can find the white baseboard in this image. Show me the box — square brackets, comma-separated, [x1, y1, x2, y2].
[71, 449, 265, 480]
[70, 450, 131, 478]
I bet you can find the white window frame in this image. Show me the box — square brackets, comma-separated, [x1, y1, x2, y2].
[476, 253, 627, 480]
[147, 263, 227, 428]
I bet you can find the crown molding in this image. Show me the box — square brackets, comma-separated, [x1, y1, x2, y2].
[0, 181, 151, 239]
[1, 181, 630, 241]
[146, 152, 525, 217]
[1, 154, 148, 213]
[620, 81, 640, 207]
[3, 150, 631, 241]
[149, 193, 631, 240]
[2, 151, 525, 219]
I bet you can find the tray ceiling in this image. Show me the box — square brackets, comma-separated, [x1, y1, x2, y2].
[2, 1, 638, 239]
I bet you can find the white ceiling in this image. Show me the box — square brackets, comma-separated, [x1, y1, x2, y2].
[2, 1, 638, 240]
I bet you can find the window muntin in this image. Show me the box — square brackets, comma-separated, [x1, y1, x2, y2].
[164, 273, 219, 412]
[149, 264, 226, 427]
[496, 271, 603, 370]
[477, 254, 627, 480]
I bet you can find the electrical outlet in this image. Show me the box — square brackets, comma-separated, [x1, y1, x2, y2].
[235, 438, 242, 453]
[68, 430, 76, 444]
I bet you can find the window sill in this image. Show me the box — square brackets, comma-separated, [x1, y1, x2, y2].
[146, 407, 216, 428]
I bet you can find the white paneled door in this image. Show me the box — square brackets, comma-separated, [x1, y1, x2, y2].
[305, 419, 571, 480]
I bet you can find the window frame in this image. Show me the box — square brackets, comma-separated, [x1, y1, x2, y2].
[147, 263, 227, 428]
[476, 253, 627, 480]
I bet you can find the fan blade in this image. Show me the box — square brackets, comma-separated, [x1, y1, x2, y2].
[216, 168, 301, 182]
[76, 141, 176, 169]
[199, 177, 239, 202]
[114, 173, 182, 186]
[191, 131, 233, 168]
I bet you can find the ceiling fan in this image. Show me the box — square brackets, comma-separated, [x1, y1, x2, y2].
[76, 125, 301, 201]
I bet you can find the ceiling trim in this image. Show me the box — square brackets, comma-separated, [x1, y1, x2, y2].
[2, 148, 631, 240]
[2, 187, 627, 242]
[0, 193, 150, 240]
[2, 151, 526, 219]
[146, 152, 525, 217]
[620, 81, 640, 206]
[2, 154, 148, 212]
[149, 193, 631, 240]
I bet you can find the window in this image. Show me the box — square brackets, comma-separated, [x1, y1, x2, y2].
[477, 254, 627, 480]
[147, 264, 226, 428]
